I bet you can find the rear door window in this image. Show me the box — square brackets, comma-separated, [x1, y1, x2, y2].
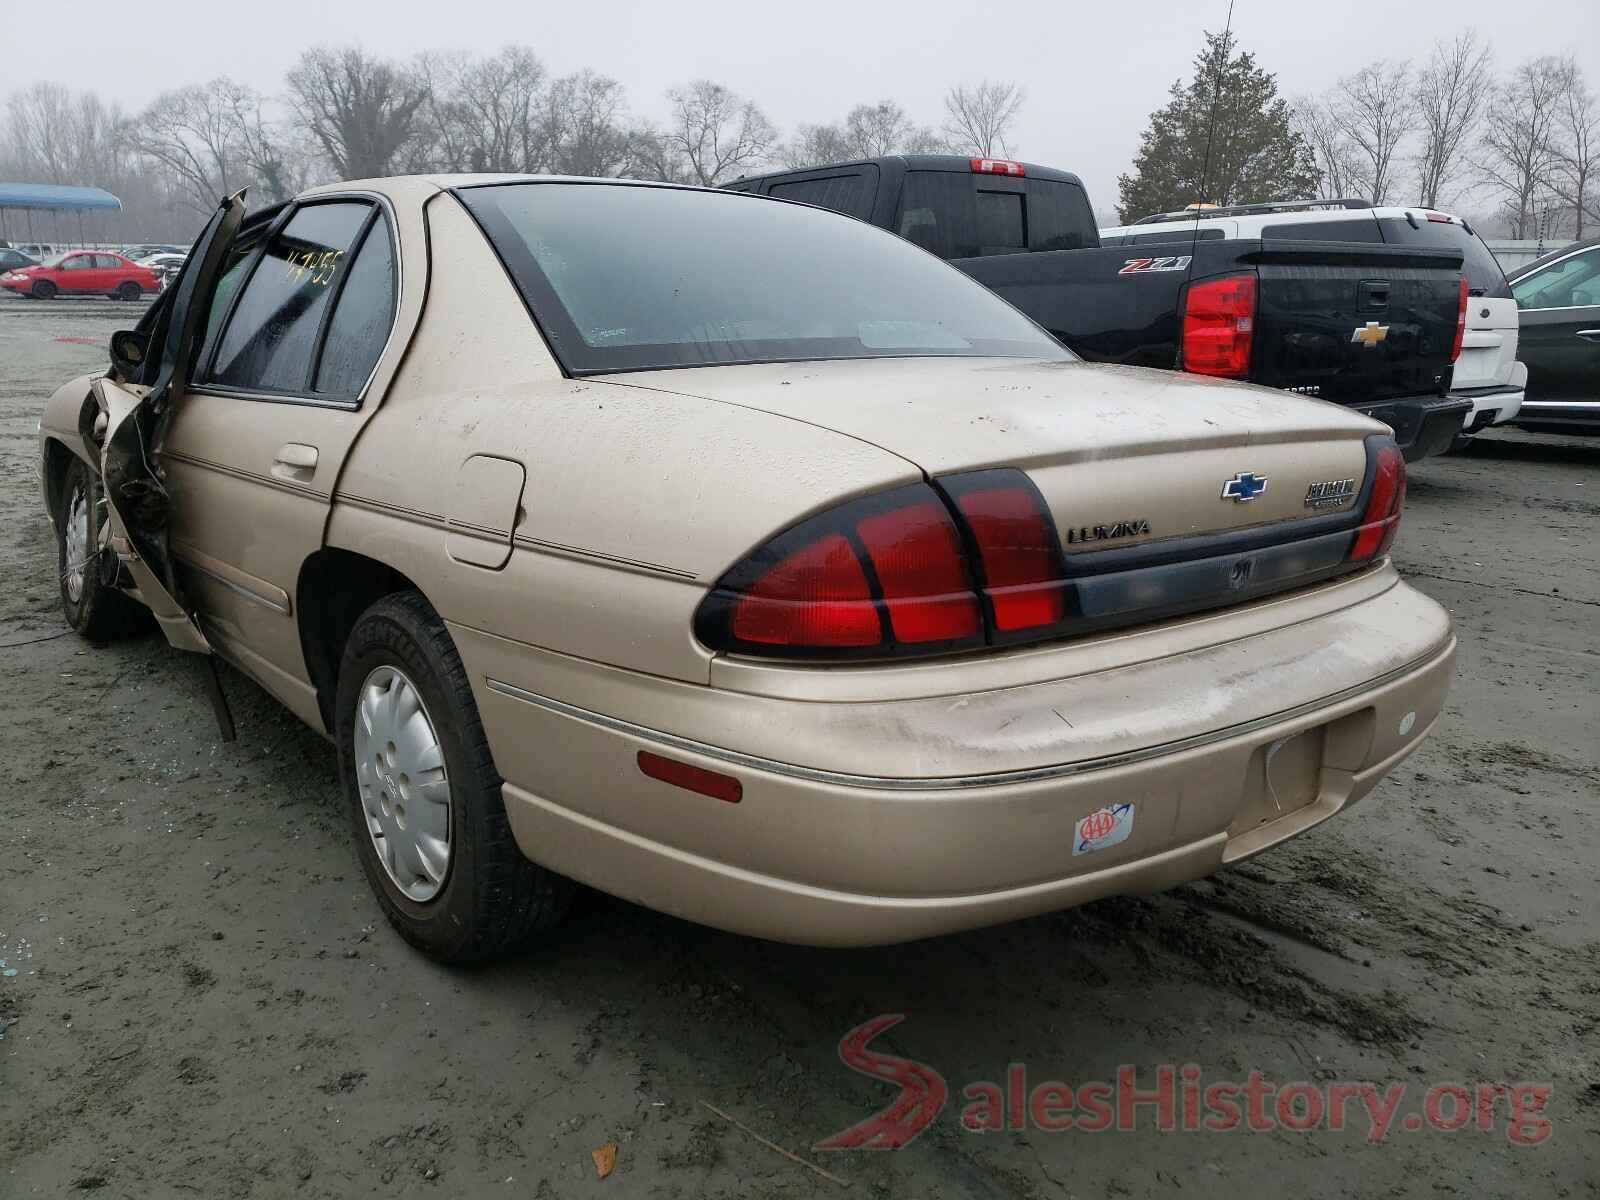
[94, 253, 124, 268]
[312, 213, 397, 398]
[1512, 248, 1600, 309]
[767, 170, 878, 219]
[207, 201, 372, 393]
[1377, 217, 1511, 298]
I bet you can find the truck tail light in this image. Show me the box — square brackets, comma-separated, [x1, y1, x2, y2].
[1348, 436, 1406, 562]
[971, 157, 1025, 176]
[1450, 277, 1468, 362]
[1181, 273, 1256, 378]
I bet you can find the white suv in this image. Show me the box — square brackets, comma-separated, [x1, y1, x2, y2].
[1103, 202, 1524, 443]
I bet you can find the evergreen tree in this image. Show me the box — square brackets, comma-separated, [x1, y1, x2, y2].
[1117, 31, 1320, 223]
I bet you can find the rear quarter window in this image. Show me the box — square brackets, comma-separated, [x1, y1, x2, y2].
[1378, 217, 1511, 299]
[767, 171, 877, 219]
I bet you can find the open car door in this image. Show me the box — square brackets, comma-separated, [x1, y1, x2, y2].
[85, 191, 245, 656]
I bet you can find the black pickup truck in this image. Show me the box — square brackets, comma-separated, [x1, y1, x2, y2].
[730, 155, 1472, 460]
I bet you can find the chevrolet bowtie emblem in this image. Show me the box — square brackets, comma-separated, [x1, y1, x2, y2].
[1351, 322, 1389, 347]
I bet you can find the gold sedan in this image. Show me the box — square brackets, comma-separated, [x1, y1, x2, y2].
[37, 178, 1454, 961]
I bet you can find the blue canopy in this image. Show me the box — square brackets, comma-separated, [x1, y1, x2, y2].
[0, 183, 123, 212]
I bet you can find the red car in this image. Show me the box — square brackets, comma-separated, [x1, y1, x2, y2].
[1, 250, 160, 300]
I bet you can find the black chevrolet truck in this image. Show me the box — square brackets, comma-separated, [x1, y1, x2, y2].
[730, 155, 1472, 460]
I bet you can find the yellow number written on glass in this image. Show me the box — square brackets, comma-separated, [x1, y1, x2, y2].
[284, 248, 344, 287]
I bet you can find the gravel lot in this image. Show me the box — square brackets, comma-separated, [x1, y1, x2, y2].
[2, 297, 1596, 1198]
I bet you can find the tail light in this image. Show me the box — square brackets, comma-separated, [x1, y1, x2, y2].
[939, 470, 1070, 634]
[700, 484, 983, 657]
[1450, 277, 1468, 362]
[1181, 273, 1256, 378]
[1348, 436, 1406, 562]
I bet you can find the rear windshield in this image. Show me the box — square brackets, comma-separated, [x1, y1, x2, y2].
[896, 171, 1098, 258]
[459, 182, 1070, 374]
[1377, 217, 1511, 298]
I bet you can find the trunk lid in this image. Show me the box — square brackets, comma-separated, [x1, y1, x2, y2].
[606, 357, 1381, 550]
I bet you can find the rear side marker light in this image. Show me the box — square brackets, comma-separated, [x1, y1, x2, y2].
[1450, 277, 1468, 363]
[1181, 273, 1257, 378]
[971, 157, 1026, 176]
[637, 751, 743, 804]
[1349, 437, 1406, 562]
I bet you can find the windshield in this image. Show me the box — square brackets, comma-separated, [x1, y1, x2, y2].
[458, 182, 1071, 374]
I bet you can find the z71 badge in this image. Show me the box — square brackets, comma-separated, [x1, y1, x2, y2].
[1119, 255, 1192, 275]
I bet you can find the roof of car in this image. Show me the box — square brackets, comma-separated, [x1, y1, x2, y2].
[1506, 234, 1600, 281]
[734, 154, 1084, 189]
[1101, 204, 1473, 240]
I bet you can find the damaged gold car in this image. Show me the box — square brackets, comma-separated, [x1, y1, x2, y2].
[37, 178, 1455, 961]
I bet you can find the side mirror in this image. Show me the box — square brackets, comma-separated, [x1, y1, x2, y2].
[110, 329, 149, 379]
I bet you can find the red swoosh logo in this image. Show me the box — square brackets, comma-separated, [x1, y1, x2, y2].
[813, 1015, 947, 1149]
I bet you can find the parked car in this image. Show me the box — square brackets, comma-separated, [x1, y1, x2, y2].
[38, 179, 1454, 961]
[1507, 236, 1600, 436]
[0, 247, 39, 273]
[142, 251, 189, 291]
[1, 250, 160, 300]
[729, 157, 1472, 460]
[123, 243, 186, 261]
[1104, 200, 1524, 447]
[9, 242, 57, 259]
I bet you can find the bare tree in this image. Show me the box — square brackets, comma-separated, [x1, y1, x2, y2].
[414, 46, 545, 173]
[780, 122, 854, 169]
[1292, 94, 1366, 199]
[1413, 31, 1493, 207]
[120, 79, 269, 215]
[843, 100, 942, 157]
[942, 80, 1024, 157]
[286, 46, 429, 180]
[1477, 56, 1566, 238]
[541, 70, 634, 177]
[1549, 57, 1599, 238]
[3, 84, 126, 186]
[661, 80, 776, 186]
[1334, 60, 1412, 204]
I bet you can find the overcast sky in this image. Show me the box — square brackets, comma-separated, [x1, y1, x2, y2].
[7, 0, 1597, 210]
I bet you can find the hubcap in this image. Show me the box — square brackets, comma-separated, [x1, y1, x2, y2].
[353, 665, 451, 901]
[64, 483, 89, 604]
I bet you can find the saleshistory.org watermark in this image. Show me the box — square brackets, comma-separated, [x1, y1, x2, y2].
[814, 1016, 1554, 1150]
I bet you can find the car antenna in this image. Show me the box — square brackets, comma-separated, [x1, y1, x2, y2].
[1180, 0, 1238, 359]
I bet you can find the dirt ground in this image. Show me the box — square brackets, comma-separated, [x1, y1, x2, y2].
[1, 297, 1596, 1199]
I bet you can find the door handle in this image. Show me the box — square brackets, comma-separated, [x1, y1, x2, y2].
[1577, 329, 1600, 343]
[272, 443, 318, 481]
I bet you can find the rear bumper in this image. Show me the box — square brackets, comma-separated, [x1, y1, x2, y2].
[1513, 399, 1600, 435]
[1450, 382, 1525, 433]
[1348, 394, 1471, 461]
[462, 572, 1456, 946]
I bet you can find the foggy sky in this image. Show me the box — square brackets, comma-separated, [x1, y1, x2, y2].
[6, 0, 1596, 212]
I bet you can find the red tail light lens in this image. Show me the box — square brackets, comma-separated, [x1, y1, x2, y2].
[1450, 277, 1468, 363]
[1181, 273, 1257, 378]
[701, 484, 983, 657]
[1349, 437, 1406, 562]
[856, 502, 980, 643]
[940, 471, 1069, 632]
[729, 531, 879, 646]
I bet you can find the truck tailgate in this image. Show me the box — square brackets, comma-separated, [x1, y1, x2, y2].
[1244, 240, 1464, 405]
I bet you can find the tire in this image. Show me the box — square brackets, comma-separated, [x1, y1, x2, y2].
[57, 457, 148, 641]
[335, 591, 572, 962]
[115, 281, 141, 301]
[32, 279, 57, 299]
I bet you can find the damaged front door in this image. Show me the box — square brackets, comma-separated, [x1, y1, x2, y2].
[90, 191, 246, 656]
